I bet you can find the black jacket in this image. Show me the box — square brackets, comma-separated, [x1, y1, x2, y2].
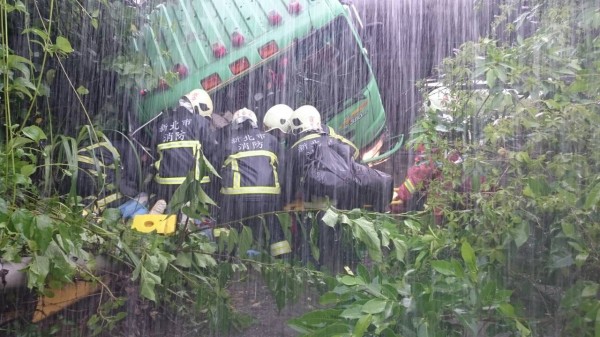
[152, 106, 217, 185]
[284, 131, 355, 206]
[219, 126, 282, 196]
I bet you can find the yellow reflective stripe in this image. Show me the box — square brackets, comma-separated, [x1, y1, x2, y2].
[331, 134, 359, 159]
[223, 150, 278, 165]
[155, 176, 185, 185]
[155, 174, 210, 185]
[291, 133, 321, 149]
[270, 240, 291, 256]
[328, 126, 337, 136]
[220, 186, 280, 195]
[222, 150, 280, 194]
[404, 178, 416, 194]
[155, 140, 206, 184]
[157, 140, 202, 152]
[232, 158, 241, 190]
[96, 192, 122, 209]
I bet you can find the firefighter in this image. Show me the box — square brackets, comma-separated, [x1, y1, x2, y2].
[151, 89, 218, 206]
[284, 105, 360, 268]
[284, 105, 358, 208]
[219, 108, 291, 257]
[76, 139, 148, 216]
[390, 144, 438, 213]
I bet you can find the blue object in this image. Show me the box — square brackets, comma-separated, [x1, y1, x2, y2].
[119, 199, 148, 219]
[246, 249, 261, 257]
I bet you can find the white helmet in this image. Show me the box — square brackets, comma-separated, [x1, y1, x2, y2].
[181, 89, 213, 118]
[289, 105, 323, 135]
[232, 108, 258, 129]
[263, 104, 294, 133]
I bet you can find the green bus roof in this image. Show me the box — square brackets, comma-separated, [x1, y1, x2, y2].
[135, 0, 349, 122]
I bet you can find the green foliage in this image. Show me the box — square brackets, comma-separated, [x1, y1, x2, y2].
[289, 210, 524, 337]
[291, 0, 600, 336]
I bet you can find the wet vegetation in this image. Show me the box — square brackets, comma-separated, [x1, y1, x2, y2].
[1, 0, 599, 336]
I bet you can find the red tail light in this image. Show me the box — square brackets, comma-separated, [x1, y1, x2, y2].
[172, 63, 188, 79]
[232, 31, 245, 47]
[201, 73, 222, 91]
[268, 10, 283, 25]
[212, 42, 227, 58]
[229, 57, 250, 75]
[258, 40, 279, 59]
[288, 1, 302, 15]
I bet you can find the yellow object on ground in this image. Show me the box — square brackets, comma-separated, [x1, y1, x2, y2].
[213, 227, 230, 237]
[32, 280, 101, 323]
[132, 214, 177, 234]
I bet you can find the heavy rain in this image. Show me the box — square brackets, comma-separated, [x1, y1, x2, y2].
[1, 0, 599, 336]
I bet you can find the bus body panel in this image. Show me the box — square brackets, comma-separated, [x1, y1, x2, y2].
[135, 0, 389, 153]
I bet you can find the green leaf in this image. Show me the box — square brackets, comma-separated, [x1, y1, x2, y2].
[431, 260, 456, 276]
[193, 252, 216, 268]
[14, 0, 27, 13]
[549, 254, 574, 269]
[20, 164, 36, 177]
[27, 255, 50, 289]
[7, 54, 33, 77]
[33, 214, 54, 253]
[515, 320, 531, 336]
[353, 314, 372, 337]
[45, 69, 56, 84]
[55, 36, 74, 54]
[140, 268, 161, 302]
[575, 252, 589, 267]
[362, 299, 387, 314]
[23, 28, 49, 42]
[561, 222, 576, 238]
[289, 309, 345, 332]
[461, 241, 476, 272]
[392, 238, 406, 262]
[351, 218, 381, 262]
[239, 226, 253, 256]
[76, 85, 89, 95]
[22, 125, 47, 142]
[340, 305, 365, 319]
[175, 252, 192, 268]
[340, 275, 365, 286]
[584, 182, 600, 210]
[512, 221, 529, 248]
[581, 283, 599, 298]
[307, 323, 351, 337]
[320, 292, 342, 305]
[499, 303, 515, 317]
[486, 68, 497, 88]
[321, 208, 338, 228]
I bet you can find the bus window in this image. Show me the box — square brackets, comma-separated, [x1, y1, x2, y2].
[292, 16, 371, 121]
[210, 16, 371, 126]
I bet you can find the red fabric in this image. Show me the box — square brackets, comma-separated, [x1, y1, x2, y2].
[395, 163, 436, 202]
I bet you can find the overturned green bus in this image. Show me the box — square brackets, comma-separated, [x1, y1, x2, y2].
[133, 0, 399, 162]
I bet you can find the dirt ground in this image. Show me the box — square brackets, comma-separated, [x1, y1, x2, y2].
[225, 271, 320, 337]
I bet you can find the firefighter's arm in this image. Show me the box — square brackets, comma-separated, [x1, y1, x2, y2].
[395, 164, 436, 202]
